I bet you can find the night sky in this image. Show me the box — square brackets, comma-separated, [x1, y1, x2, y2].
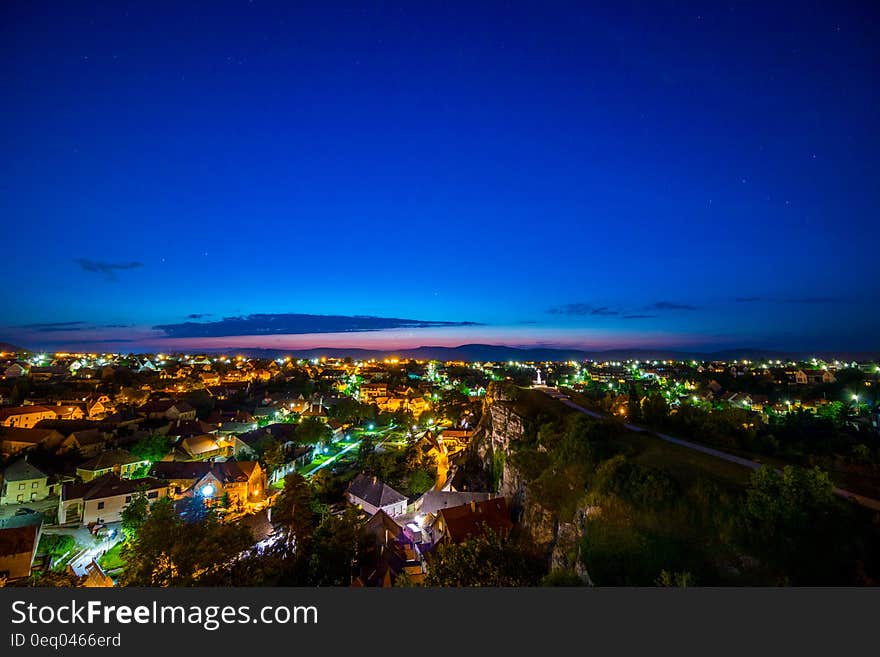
[2, 2, 878, 353]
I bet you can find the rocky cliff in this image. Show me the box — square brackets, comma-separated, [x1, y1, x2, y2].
[454, 383, 593, 583]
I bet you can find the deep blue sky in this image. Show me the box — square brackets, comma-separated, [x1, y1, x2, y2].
[1, 1, 878, 352]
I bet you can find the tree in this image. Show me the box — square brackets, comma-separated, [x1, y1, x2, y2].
[9, 378, 32, 405]
[121, 492, 150, 540]
[738, 465, 841, 581]
[272, 473, 316, 551]
[406, 469, 434, 496]
[655, 570, 695, 587]
[119, 497, 253, 586]
[356, 436, 375, 469]
[642, 394, 669, 426]
[129, 434, 173, 463]
[329, 398, 373, 424]
[426, 529, 539, 586]
[185, 389, 215, 419]
[297, 417, 332, 446]
[307, 508, 360, 586]
[260, 438, 287, 476]
[541, 570, 586, 586]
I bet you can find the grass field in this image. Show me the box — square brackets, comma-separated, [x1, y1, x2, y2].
[550, 387, 754, 491]
[97, 542, 125, 572]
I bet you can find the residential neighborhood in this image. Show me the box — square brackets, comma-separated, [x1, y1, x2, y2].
[0, 348, 878, 587]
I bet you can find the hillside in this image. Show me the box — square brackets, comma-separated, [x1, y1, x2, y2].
[453, 383, 880, 585]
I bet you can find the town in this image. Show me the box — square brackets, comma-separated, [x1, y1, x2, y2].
[1, 348, 878, 586]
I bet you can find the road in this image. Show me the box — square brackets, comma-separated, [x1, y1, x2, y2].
[433, 440, 450, 491]
[535, 386, 880, 513]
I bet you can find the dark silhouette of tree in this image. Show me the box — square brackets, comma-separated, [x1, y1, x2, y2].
[272, 473, 316, 552]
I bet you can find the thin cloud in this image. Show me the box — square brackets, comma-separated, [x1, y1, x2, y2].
[734, 296, 845, 304]
[782, 296, 844, 304]
[645, 301, 701, 311]
[549, 301, 694, 316]
[547, 304, 620, 317]
[187, 313, 213, 319]
[19, 321, 87, 332]
[74, 258, 143, 280]
[54, 338, 137, 344]
[547, 303, 593, 316]
[153, 313, 481, 339]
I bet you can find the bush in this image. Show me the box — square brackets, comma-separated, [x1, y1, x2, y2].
[38, 534, 76, 557]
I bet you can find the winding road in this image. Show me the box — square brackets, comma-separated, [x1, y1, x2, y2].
[535, 386, 880, 512]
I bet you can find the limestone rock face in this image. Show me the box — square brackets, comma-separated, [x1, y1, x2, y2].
[455, 384, 594, 584]
[550, 507, 598, 585]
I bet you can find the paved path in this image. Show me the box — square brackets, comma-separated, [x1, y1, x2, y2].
[303, 425, 397, 478]
[64, 524, 122, 576]
[536, 386, 880, 512]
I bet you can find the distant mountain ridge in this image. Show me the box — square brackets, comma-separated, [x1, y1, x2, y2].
[214, 344, 880, 363]
[1, 340, 876, 362]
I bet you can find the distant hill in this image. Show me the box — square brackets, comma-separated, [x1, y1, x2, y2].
[3, 338, 876, 363]
[229, 343, 880, 363]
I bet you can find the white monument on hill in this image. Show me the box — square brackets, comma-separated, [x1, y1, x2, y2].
[534, 368, 544, 386]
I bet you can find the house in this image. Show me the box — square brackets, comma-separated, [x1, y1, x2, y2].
[100, 409, 144, 430]
[59, 474, 170, 525]
[29, 366, 68, 382]
[438, 429, 473, 452]
[53, 403, 86, 421]
[138, 400, 197, 421]
[785, 370, 808, 385]
[150, 461, 266, 509]
[164, 418, 215, 438]
[1, 458, 55, 505]
[175, 434, 224, 461]
[346, 473, 408, 518]
[0, 406, 58, 429]
[86, 395, 113, 419]
[413, 490, 494, 517]
[721, 392, 753, 408]
[359, 382, 388, 403]
[76, 450, 150, 482]
[749, 394, 770, 411]
[408, 396, 431, 417]
[427, 497, 513, 545]
[804, 369, 836, 385]
[352, 510, 425, 587]
[0, 513, 43, 581]
[0, 427, 65, 457]
[63, 429, 108, 457]
[82, 560, 115, 587]
[301, 402, 328, 422]
[287, 395, 311, 414]
[3, 363, 28, 379]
